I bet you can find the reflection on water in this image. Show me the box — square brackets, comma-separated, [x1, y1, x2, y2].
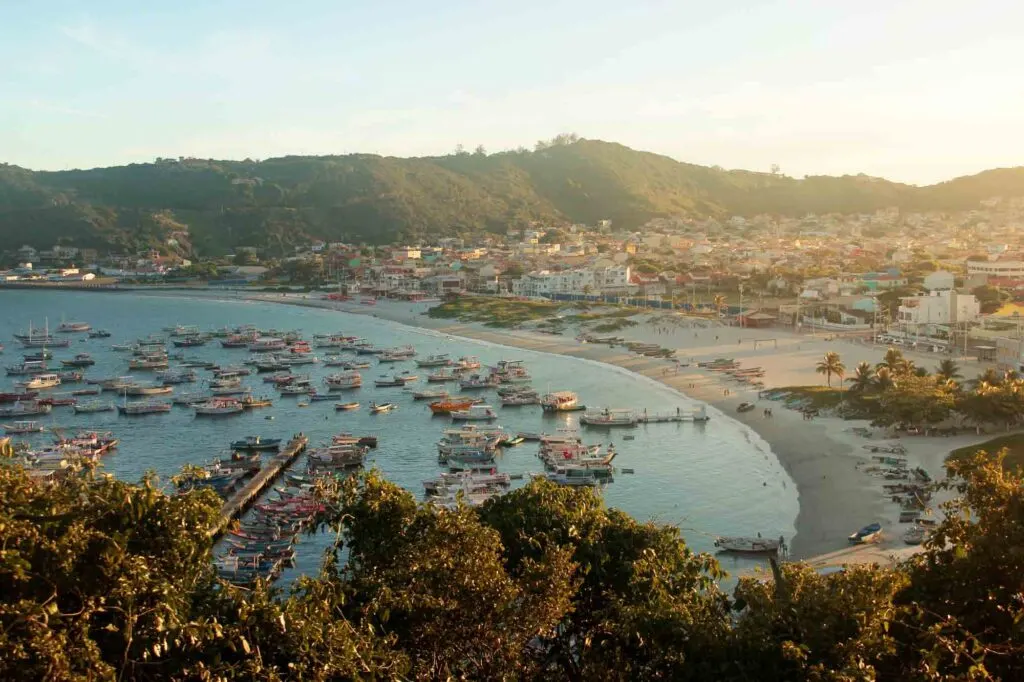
[1, 290, 797, 581]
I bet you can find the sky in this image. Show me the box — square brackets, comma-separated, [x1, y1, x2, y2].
[2, 0, 1023, 184]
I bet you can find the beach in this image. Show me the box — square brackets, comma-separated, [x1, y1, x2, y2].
[216, 291, 1004, 563]
[52, 287, 1001, 564]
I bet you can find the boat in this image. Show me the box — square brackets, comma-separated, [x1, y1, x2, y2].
[459, 374, 499, 390]
[501, 391, 540, 406]
[193, 398, 244, 416]
[541, 391, 579, 412]
[57, 321, 91, 333]
[125, 384, 174, 396]
[409, 389, 449, 400]
[580, 408, 638, 427]
[168, 325, 201, 338]
[369, 401, 397, 414]
[714, 535, 783, 554]
[88, 329, 112, 338]
[416, 354, 451, 368]
[38, 394, 77, 407]
[71, 387, 100, 396]
[903, 525, 928, 546]
[158, 369, 197, 385]
[335, 402, 360, 411]
[220, 335, 254, 348]
[240, 395, 274, 409]
[231, 436, 282, 451]
[307, 392, 336, 402]
[16, 373, 61, 391]
[117, 400, 172, 416]
[737, 402, 756, 413]
[307, 443, 368, 470]
[249, 337, 288, 352]
[429, 398, 475, 415]
[99, 376, 138, 392]
[2, 420, 44, 434]
[60, 353, 95, 367]
[339, 360, 372, 370]
[456, 356, 481, 370]
[0, 391, 38, 403]
[17, 321, 71, 348]
[279, 384, 312, 396]
[332, 433, 378, 448]
[377, 346, 417, 362]
[172, 336, 208, 347]
[55, 370, 84, 383]
[374, 373, 418, 387]
[0, 400, 52, 417]
[6, 360, 48, 376]
[450, 404, 498, 421]
[324, 371, 362, 390]
[848, 522, 883, 544]
[427, 368, 458, 383]
[23, 350, 52, 361]
[211, 385, 251, 397]
[128, 357, 169, 370]
[110, 343, 134, 351]
[72, 400, 115, 414]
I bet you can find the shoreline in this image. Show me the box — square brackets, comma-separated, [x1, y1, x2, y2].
[4, 287, 1000, 564]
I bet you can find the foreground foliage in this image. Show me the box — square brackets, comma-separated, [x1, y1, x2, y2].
[3, 451, 1024, 680]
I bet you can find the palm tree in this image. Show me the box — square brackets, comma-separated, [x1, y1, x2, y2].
[816, 351, 846, 388]
[712, 294, 727, 317]
[971, 367, 1003, 388]
[846, 361, 875, 394]
[877, 347, 908, 375]
[875, 366, 895, 391]
[935, 359, 962, 383]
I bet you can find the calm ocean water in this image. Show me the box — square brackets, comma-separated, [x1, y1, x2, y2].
[0, 290, 797, 579]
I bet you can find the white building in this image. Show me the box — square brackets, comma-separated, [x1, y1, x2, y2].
[391, 247, 422, 261]
[897, 290, 980, 332]
[511, 265, 631, 297]
[966, 260, 1024, 277]
[923, 270, 955, 291]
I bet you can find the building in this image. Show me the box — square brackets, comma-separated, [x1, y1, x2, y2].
[966, 259, 1024, 278]
[897, 290, 980, 333]
[923, 270, 955, 291]
[510, 265, 631, 298]
[390, 247, 422, 261]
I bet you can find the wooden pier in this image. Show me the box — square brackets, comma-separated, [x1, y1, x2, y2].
[209, 434, 309, 538]
[635, 407, 710, 424]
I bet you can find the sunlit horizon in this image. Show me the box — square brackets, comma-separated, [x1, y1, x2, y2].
[3, 0, 1023, 184]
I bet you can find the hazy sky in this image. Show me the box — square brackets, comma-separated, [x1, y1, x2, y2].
[3, 0, 1022, 183]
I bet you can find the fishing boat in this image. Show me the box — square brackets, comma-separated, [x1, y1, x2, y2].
[339, 360, 372, 370]
[416, 354, 451, 368]
[355, 343, 382, 355]
[279, 384, 313, 396]
[2, 420, 44, 434]
[456, 356, 481, 370]
[6, 360, 47, 376]
[117, 400, 172, 416]
[540, 469, 604, 487]
[240, 395, 274, 409]
[158, 369, 197, 385]
[714, 536, 783, 554]
[278, 354, 318, 366]
[71, 387, 100, 396]
[61, 353, 95, 367]
[848, 522, 883, 544]
[501, 391, 540, 406]
[23, 350, 52, 361]
[72, 400, 115, 414]
[429, 398, 475, 415]
[211, 385, 251, 397]
[249, 337, 288, 352]
[541, 391, 579, 412]
[16, 373, 61, 391]
[56, 370, 84, 383]
[57, 321, 91, 333]
[459, 374, 499, 390]
[38, 394, 76, 407]
[128, 357, 169, 370]
[369, 401, 397, 414]
[171, 392, 208, 406]
[409, 388, 449, 400]
[168, 325, 201, 338]
[17, 321, 71, 348]
[307, 443, 368, 470]
[335, 402, 360, 411]
[307, 392, 336, 402]
[332, 433, 378, 448]
[231, 436, 282, 451]
[100, 376, 137, 392]
[580, 408, 638, 427]
[0, 391, 38, 403]
[427, 368, 458, 382]
[324, 371, 362, 390]
[450, 404, 498, 421]
[377, 346, 417, 362]
[193, 398, 244, 416]
[903, 525, 927, 546]
[125, 383, 173, 396]
[110, 343, 134, 351]
[88, 329, 112, 338]
[0, 400, 52, 417]
[172, 335, 208, 347]
[374, 373, 418, 387]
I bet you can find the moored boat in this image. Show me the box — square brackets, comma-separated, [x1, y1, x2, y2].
[193, 398, 244, 416]
[16, 373, 61, 391]
[72, 400, 115, 414]
[541, 391, 579, 412]
[374, 373, 418, 387]
[369, 401, 397, 414]
[117, 400, 172, 416]
[0, 400, 52, 417]
[714, 535, 784, 554]
[324, 371, 362, 390]
[231, 435, 282, 451]
[57, 321, 91, 333]
[429, 398, 475, 415]
[2, 420, 44, 434]
[580, 408, 638, 427]
[335, 402, 360, 411]
[416, 354, 451, 367]
[848, 522, 883, 544]
[61, 353, 95, 367]
[450, 404, 498, 421]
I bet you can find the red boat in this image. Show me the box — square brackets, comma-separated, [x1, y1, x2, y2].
[38, 396, 77, 407]
[0, 391, 38, 403]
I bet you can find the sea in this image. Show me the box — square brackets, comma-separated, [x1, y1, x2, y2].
[0, 290, 798, 581]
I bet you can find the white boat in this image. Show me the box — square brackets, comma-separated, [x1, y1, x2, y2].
[374, 373, 418, 387]
[6, 360, 48, 376]
[99, 376, 137, 392]
[450, 404, 498, 421]
[408, 388, 449, 400]
[2, 420, 44, 434]
[171, 392, 210, 406]
[459, 374, 498, 390]
[713, 536, 783, 554]
[128, 357, 169, 370]
[16, 373, 61, 391]
[416, 354, 451, 368]
[427, 368, 458, 383]
[580, 408, 638, 427]
[541, 391, 579, 412]
[117, 400, 171, 416]
[193, 398, 244, 416]
[279, 384, 312, 396]
[249, 337, 287, 352]
[324, 371, 362, 390]
[0, 401, 52, 417]
[501, 391, 539, 406]
[278, 354, 319, 366]
[125, 384, 173, 396]
[72, 400, 115, 414]
[369, 401, 397, 414]
[378, 346, 417, 362]
[57, 320, 91, 333]
[848, 522, 883, 544]
[110, 343, 134, 351]
[158, 369, 197, 384]
[456, 356, 481, 370]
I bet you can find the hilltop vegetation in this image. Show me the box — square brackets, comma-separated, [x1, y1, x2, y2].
[2, 138, 1024, 255]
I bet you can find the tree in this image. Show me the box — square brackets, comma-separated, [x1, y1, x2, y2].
[871, 373, 956, 428]
[874, 366, 895, 390]
[935, 358, 962, 383]
[816, 351, 845, 387]
[972, 284, 1009, 314]
[473, 144, 487, 156]
[877, 346, 908, 375]
[713, 294, 727, 316]
[846, 361, 875, 394]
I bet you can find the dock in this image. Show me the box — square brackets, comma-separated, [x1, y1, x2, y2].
[209, 433, 309, 538]
[636, 406, 710, 424]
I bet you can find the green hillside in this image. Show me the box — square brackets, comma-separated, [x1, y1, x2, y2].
[1, 140, 1022, 256]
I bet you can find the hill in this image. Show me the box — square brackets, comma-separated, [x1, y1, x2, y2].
[1, 139, 1022, 256]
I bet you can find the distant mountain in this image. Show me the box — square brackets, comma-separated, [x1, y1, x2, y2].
[1, 140, 1022, 256]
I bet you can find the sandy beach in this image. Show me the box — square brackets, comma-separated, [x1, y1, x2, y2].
[117, 289, 1003, 563]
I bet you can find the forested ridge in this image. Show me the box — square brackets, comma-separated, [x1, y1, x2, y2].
[2, 139, 1023, 255]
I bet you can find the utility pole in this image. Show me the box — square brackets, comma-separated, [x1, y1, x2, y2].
[739, 283, 744, 328]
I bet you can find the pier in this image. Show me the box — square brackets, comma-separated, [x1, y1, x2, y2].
[209, 434, 309, 538]
[636, 409, 709, 424]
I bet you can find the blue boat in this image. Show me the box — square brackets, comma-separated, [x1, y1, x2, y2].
[848, 522, 882, 544]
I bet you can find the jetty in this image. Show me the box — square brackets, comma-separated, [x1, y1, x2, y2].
[637, 406, 710, 424]
[209, 433, 309, 538]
